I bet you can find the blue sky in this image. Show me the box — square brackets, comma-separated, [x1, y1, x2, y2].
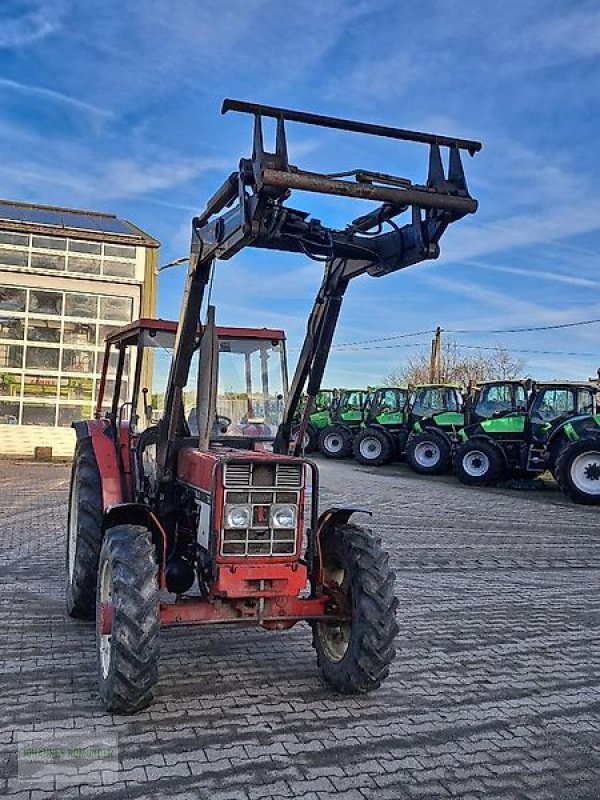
[1, 0, 599, 386]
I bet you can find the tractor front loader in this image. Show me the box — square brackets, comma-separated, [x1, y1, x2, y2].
[66, 99, 480, 712]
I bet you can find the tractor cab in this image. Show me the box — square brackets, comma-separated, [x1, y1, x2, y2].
[409, 383, 464, 426]
[365, 386, 410, 426]
[466, 380, 530, 426]
[526, 382, 596, 444]
[97, 318, 288, 452]
[317, 388, 368, 458]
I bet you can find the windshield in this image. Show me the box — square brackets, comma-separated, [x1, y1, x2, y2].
[215, 337, 287, 438]
[474, 383, 527, 419]
[373, 388, 407, 414]
[530, 388, 576, 422]
[412, 387, 461, 417]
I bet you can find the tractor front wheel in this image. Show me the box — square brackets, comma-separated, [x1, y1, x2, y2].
[454, 440, 505, 486]
[353, 428, 393, 466]
[66, 438, 103, 619]
[406, 430, 451, 475]
[319, 425, 353, 459]
[291, 422, 318, 453]
[313, 523, 398, 693]
[96, 525, 160, 714]
[556, 437, 600, 505]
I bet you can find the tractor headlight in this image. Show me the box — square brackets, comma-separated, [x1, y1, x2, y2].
[270, 504, 297, 529]
[224, 504, 251, 528]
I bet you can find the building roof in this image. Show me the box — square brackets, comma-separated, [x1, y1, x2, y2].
[0, 198, 159, 248]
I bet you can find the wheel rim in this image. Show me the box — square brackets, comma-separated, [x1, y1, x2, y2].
[414, 440, 440, 467]
[324, 433, 343, 454]
[99, 559, 113, 679]
[570, 451, 600, 495]
[67, 472, 80, 580]
[318, 563, 351, 661]
[463, 449, 490, 477]
[359, 436, 382, 460]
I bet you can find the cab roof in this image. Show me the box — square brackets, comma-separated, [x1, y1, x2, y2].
[104, 318, 286, 347]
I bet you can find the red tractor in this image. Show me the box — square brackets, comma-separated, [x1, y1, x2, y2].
[66, 99, 481, 712]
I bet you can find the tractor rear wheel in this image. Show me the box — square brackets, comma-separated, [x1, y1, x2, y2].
[96, 525, 160, 714]
[406, 430, 451, 475]
[291, 422, 318, 453]
[454, 439, 505, 486]
[319, 425, 353, 459]
[66, 438, 103, 619]
[313, 523, 398, 693]
[555, 437, 600, 505]
[353, 428, 393, 466]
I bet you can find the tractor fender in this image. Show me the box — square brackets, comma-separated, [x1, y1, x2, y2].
[364, 423, 395, 441]
[72, 419, 124, 510]
[462, 434, 508, 467]
[312, 506, 373, 585]
[103, 502, 168, 578]
[332, 422, 355, 435]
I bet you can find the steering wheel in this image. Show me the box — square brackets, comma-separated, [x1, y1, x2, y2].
[214, 415, 232, 434]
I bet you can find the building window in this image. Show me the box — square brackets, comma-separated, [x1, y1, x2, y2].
[0, 248, 28, 267]
[0, 287, 26, 312]
[32, 235, 67, 251]
[68, 240, 101, 255]
[100, 296, 132, 321]
[31, 252, 66, 271]
[67, 256, 101, 275]
[28, 320, 61, 343]
[64, 293, 97, 318]
[0, 317, 24, 340]
[0, 232, 28, 247]
[22, 404, 57, 426]
[30, 290, 63, 316]
[0, 343, 23, 368]
[26, 346, 60, 371]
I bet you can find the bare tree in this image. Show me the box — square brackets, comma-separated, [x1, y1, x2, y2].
[384, 340, 526, 387]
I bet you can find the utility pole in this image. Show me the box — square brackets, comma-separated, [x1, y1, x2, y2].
[429, 326, 442, 382]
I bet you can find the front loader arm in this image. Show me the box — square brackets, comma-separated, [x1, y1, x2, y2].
[157, 99, 481, 480]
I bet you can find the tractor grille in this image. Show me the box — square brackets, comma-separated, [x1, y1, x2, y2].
[221, 461, 304, 557]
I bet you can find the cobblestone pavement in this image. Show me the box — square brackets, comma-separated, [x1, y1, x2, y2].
[1, 458, 599, 800]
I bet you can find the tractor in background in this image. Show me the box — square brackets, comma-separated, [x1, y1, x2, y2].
[291, 388, 335, 452]
[317, 388, 369, 458]
[454, 381, 597, 494]
[65, 98, 480, 712]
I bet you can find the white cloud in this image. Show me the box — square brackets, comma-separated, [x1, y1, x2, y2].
[0, 0, 66, 48]
[0, 77, 113, 119]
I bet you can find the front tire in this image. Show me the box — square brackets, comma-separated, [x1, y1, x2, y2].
[318, 425, 353, 459]
[66, 438, 103, 619]
[406, 430, 451, 475]
[313, 523, 398, 693]
[97, 525, 160, 714]
[454, 439, 506, 486]
[291, 422, 318, 453]
[353, 428, 393, 466]
[556, 437, 600, 505]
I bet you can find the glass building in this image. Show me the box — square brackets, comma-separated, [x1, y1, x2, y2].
[0, 199, 158, 457]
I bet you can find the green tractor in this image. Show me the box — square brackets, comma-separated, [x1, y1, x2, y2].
[352, 383, 464, 468]
[291, 388, 335, 452]
[352, 386, 411, 465]
[454, 381, 598, 494]
[404, 384, 465, 474]
[318, 388, 369, 458]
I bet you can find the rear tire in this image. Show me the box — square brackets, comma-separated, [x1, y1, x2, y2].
[406, 430, 451, 475]
[66, 438, 103, 620]
[353, 428, 393, 466]
[556, 437, 600, 505]
[97, 525, 160, 714]
[313, 523, 398, 693]
[319, 425, 353, 459]
[454, 439, 506, 486]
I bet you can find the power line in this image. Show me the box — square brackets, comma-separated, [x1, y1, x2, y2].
[330, 317, 600, 350]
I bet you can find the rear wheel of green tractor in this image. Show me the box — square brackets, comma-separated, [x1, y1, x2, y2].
[406, 430, 451, 475]
[454, 439, 506, 486]
[96, 525, 160, 714]
[556, 437, 600, 505]
[313, 523, 399, 693]
[319, 425, 353, 459]
[353, 428, 393, 466]
[66, 438, 103, 620]
[291, 422, 318, 453]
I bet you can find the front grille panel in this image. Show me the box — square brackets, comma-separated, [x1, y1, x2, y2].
[221, 460, 304, 557]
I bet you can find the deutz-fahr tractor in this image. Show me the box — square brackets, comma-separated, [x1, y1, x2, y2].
[291, 389, 335, 452]
[317, 388, 368, 458]
[404, 379, 531, 475]
[454, 380, 597, 496]
[65, 99, 481, 712]
[352, 383, 463, 468]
